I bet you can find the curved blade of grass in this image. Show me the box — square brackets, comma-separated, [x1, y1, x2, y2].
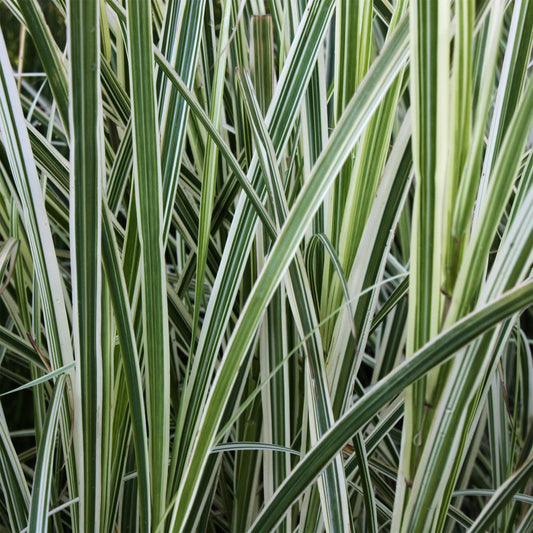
[166, 16, 409, 531]
[369, 276, 409, 336]
[306, 233, 357, 343]
[454, 489, 533, 505]
[211, 442, 301, 455]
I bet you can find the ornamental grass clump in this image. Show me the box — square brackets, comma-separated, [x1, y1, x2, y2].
[0, 1, 532, 531]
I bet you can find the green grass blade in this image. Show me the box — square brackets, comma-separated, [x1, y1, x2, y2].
[397, 2, 450, 522]
[0, 361, 74, 397]
[101, 208, 150, 532]
[126, 0, 170, 522]
[211, 442, 300, 456]
[68, 1, 102, 529]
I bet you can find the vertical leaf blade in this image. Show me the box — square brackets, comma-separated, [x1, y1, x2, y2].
[126, 0, 170, 523]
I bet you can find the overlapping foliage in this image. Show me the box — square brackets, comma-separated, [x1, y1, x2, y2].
[0, 1, 532, 531]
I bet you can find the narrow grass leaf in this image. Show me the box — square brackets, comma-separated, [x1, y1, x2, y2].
[126, 0, 170, 522]
[27, 374, 66, 533]
[68, 1, 103, 529]
[101, 208, 151, 531]
[0, 361, 74, 397]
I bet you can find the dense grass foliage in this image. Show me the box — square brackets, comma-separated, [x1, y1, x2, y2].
[0, 1, 532, 531]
